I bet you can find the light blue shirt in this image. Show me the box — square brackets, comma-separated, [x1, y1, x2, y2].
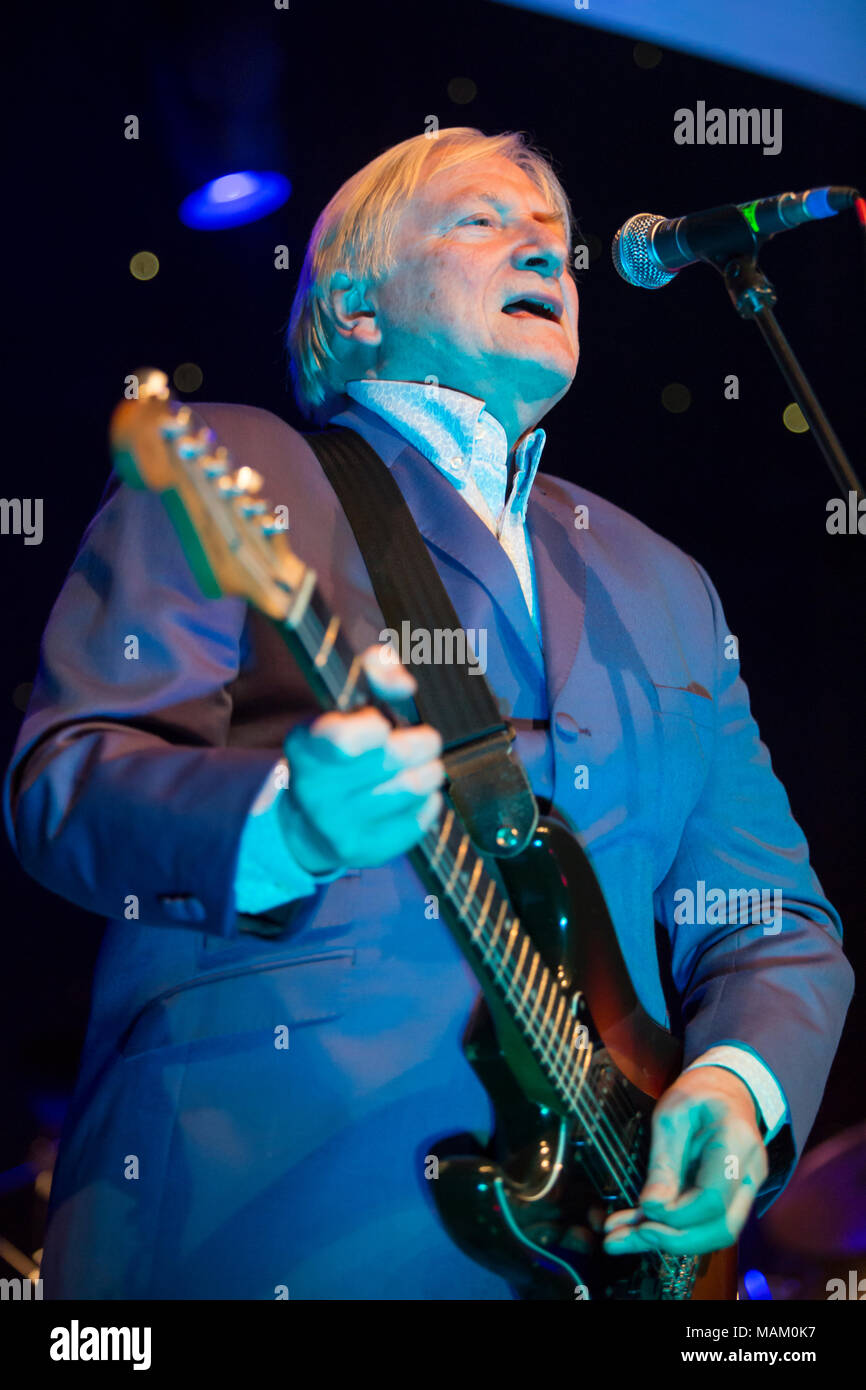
[233, 381, 788, 1145]
[343, 379, 545, 637]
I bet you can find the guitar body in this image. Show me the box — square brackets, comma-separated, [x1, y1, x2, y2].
[427, 818, 738, 1300]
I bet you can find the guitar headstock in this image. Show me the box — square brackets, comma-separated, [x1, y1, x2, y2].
[109, 368, 307, 620]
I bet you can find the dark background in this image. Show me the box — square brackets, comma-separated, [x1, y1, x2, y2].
[2, 0, 863, 1289]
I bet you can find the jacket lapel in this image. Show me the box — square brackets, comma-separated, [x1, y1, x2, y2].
[326, 402, 545, 685]
[527, 480, 587, 710]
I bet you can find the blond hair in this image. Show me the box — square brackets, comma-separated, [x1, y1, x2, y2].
[286, 127, 573, 422]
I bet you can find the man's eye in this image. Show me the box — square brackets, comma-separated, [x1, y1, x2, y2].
[461, 215, 496, 227]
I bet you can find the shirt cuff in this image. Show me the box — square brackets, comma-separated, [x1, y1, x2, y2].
[682, 1042, 789, 1143]
[234, 756, 344, 915]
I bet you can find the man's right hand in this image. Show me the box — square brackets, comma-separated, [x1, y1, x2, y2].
[277, 645, 445, 874]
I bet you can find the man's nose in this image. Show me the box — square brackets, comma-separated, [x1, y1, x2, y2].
[512, 224, 567, 278]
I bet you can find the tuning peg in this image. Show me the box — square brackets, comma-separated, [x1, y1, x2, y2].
[160, 406, 192, 439]
[136, 369, 170, 402]
[234, 466, 263, 494]
[176, 427, 215, 459]
[257, 513, 287, 536]
[198, 451, 230, 479]
[216, 474, 242, 498]
[217, 469, 262, 498]
[237, 498, 269, 518]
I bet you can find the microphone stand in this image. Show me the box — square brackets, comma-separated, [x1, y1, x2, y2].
[715, 253, 863, 504]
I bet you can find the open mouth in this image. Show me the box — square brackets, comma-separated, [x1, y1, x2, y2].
[501, 295, 562, 323]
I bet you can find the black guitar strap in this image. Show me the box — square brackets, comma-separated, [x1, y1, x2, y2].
[303, 424, 538, 858]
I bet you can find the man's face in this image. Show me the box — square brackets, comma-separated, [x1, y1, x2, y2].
[349, 154, 580, 444]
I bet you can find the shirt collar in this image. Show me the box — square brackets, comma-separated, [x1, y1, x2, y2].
[343, 378, 546, 527]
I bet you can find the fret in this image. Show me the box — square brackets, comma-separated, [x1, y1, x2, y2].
[471, 878, 497, 939]
[525, 965, 550, 1033]
[445, 834, 470, 896]
[570, 1034, 593, 1092]
[314, 614, 341, 668]
[518, 950, 541, 1013]
[546, 997, 568, 1078]
[538, 976, 558, 1037]
[555, 1010, 578, 1079]
[336, 651, 365, 710]
[283, 567, 317, 630]
[545, 991, 576, 1080]
[550, 1011, 577, 1084]
[498, 918, 521, 977]
[285, 587, 366, 711]
[430, 809, 455, 870]
[458, 855, 484, 921]
[443, 802, 468, 861]
[292, 588, 370, 710]
[505, 935, 531, 1003]
[483, 899, 509, 963]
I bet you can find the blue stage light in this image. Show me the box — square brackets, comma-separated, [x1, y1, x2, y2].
[179, 171, 291, 229]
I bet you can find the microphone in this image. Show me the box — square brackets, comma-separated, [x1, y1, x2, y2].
[612, 186, 862, 288]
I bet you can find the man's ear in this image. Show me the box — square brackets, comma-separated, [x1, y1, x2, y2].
[328, 271, 382, 349]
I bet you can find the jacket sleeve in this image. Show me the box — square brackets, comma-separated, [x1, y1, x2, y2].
[653, 558, 855, 1213]
[234, 755, 346, 913]
[3, 465, 288, 937]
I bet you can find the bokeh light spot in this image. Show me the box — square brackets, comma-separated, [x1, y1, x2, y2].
[129, 251, 159, 281]
[662, 383, 691, 413]
[448, 77, 478, 105]
[173, 363, 204, 393]
[634, 43, 663, 69]
[783, 402, 809, 433]
[743, 1268, 773, 1300]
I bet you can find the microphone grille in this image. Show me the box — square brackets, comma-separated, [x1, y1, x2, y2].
[612, 213, 677, 289]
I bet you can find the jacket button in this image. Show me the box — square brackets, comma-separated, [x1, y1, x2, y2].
[554, 712, 580, 742]
[157, 894, 207, 924]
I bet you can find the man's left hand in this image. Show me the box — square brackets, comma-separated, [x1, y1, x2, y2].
[603, 1066, 769, 1257]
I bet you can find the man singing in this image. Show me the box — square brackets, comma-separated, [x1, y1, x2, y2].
[4, 127, 854, 1298]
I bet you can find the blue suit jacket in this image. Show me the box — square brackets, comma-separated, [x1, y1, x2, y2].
[4, 399, 854, 1299]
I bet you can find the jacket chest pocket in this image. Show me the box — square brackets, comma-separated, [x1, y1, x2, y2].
[119, 950, 355, 1059]
[553, 679, 715, 847]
